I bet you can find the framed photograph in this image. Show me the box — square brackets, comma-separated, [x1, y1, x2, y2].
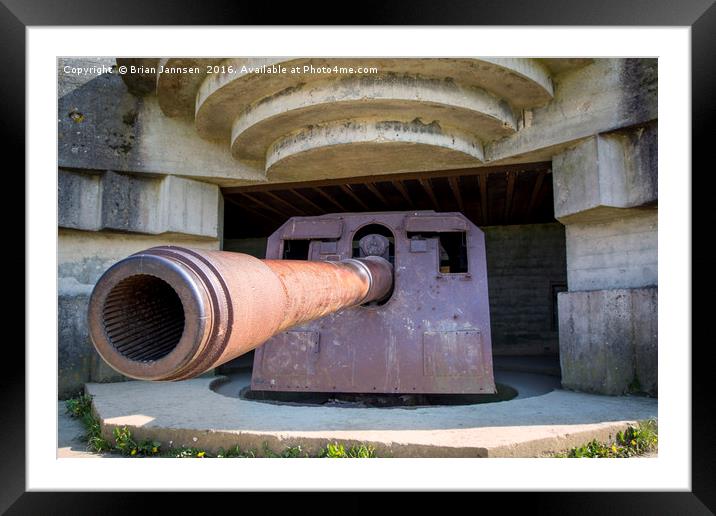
[7, 0, 710, 511]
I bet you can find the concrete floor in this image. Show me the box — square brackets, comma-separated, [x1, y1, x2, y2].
[57, 401, 109, 458]
[77, 368, 658, 458]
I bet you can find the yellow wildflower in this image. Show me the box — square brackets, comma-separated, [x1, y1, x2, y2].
[611, 444, 618, 453]
[131, 449, 137, 456]
[152, 447, 158, 453]
[630, 440, 637, 446]
[197, 451, 205, 458]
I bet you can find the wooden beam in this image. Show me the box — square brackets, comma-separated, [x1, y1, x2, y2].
[526, 170, 546, 218]
[313, 187, 349, 211]
[479, 174, 489, 225]
[339, 184, 371, 210]
[364, 183, 389, 207]
[222, 161, 551, 195]
[391, 180, 413, 207]
[238, 192, 287, 218]
[419, 178, 440, 211]
[448, 176, 464, 212]
[225, 196, 278, 223]
[288, 189, 325, 213]
[504, 171, 516, 223]
[264, 191, 308, 216]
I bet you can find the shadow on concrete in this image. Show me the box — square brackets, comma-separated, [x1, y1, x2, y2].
[85, 370, 657, 434]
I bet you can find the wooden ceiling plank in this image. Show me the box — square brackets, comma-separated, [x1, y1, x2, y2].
[365, 182, 390, 207]
[448, 176, 465, 212]
[289, 189, 325, 213]
[392, 180, 413, 207]
[419, 178, 440, 211]
[265, 191, 308, 216]
[225, 196, 279, 223]
[339, 184, 372, 210]
[222, 161, 552, 195]
[479, 174, 489, 225]
[526, 170, 547, 218]
[238, 192, 287, 218]
[504, 171, 516, 223]
[314, 187, 348, 212]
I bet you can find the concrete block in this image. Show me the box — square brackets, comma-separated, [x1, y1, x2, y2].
[58, 57, 117, 98]
[59, 169, 221, 239]
[58, 291, 93, 399]
[58, 169, 102, 231]
[160, 175, 221, 238]
[565, 208, 657, 291]
[101, 170, 163, 233]
[558, 287, 657, 396]
[58, 286, 130, 398]
[632, 288, 658, 395]
[487, 58, 657, 165]
[552, 123, 657, 224]
[57, 71, 264, 185]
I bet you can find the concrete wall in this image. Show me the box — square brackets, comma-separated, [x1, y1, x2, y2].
[559, 288, 657, 395]
[484, 223, 567, 356]
[223, 237, 268, 258]
[565, 208, 657, 292]
[553, 123, 658, 396]
[57, 60, 229, 398]
[59, 169, 221, 237]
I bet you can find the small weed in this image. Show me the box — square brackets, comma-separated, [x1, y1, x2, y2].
[64, 393, 378, 459]
[319, 442, 376, 458]
[260, 442, 307, 457]
[281, 445, 304, 458]
[160, 446, 209, 458]
[65, 392, 92, 418]
[555, 419, 658, 458]
[65, 393, 111, 452]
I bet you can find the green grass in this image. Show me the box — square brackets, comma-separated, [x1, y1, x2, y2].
[554, 419, 658, 458]
[318, 442, 376, 458]
[64, 392, 377, 458]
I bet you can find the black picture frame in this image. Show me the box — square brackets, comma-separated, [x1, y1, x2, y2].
[6, 0, 711, 512]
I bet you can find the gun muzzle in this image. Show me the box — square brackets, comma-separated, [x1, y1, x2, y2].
[88, 246, 392, 381]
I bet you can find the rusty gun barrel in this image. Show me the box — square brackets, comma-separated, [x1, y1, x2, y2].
[88, 246, 393, 381]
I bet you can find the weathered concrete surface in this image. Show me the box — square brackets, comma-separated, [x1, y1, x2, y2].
[231, 75, 517, 163]
[59, 168, 222, 238]
[59, 289, 95, 398]
[58, 228, 221, 397]
[487, 59, 657, 166]
[552, 124, 657, 224]
[558, 288, 657, 396]
[484, 223, 566, 356]
[156, 58, 223, 117]
[115, 58, 160, 95]
[58, 70, 265, 185]
[194, 58, 554, 140]
[59, 58, 655, 189]
[85, 374, 656, 457]
[58, 57, 117, 98]
[58, 228, 219, 286]
[565, 208, 657, 292]
[267, 120, 484, 180]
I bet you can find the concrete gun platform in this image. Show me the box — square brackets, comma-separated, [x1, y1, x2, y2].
[83, 371, 657, 458]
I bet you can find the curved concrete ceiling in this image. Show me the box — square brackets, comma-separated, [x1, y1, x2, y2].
[126, 57, 591, 180]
